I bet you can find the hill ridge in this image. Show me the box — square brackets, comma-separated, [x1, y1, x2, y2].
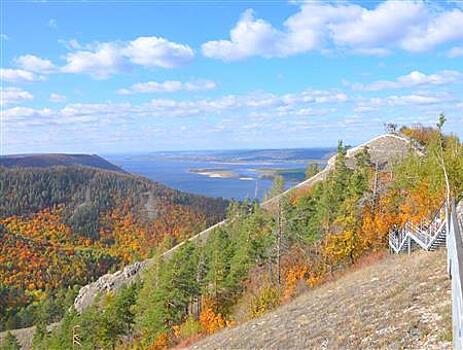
[0, 153, 125, 173]
[73, 133, 417, 312]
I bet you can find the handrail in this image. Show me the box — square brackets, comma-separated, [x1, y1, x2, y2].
[448, 199, 463, 349]
[389, 203, 448, 254]
[389, 198, 462, 348]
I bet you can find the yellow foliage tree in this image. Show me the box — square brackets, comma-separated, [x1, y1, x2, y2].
[199, 298, 227, 335]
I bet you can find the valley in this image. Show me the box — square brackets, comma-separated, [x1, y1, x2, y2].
[0, 164, 228, 333]
[1, 126, 463, 350]
[105, 148, 334, 200]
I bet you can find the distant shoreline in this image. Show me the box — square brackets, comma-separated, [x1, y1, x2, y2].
[189, 168, 237, 178]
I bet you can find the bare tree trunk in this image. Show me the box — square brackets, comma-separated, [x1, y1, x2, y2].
[437, 138, 451, 207]
[276, 202, 282, 287]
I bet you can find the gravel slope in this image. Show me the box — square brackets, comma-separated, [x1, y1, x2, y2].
[190, 250, 451, 350]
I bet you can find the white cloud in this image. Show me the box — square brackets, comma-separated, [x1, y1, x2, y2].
[355, 92, 453, 112]
[59, 39, 83, 50]
[61, 36, 195, 78]
[1, 87, 34, 106]
[3, 107, 53, 123]
[386, 94, 444, 106]
[16, 54, 56, 74]
[400, 9, 463, 52]
[282, 90, 348, 105]
[351, 70, 463, 91]
[1, 68, 44, 83]
[4, 103, 133, 127]
[448, 46, 463, 58]
[202, 9, 292, 61]
[61, 42, 124, 79]
[49, 93, 67, 103]
[202, 1, 463, 60]
[123, 36, 194, 68]
[4, 88, 348, 127]
[201, 7, 352, 60]
[117, 79, 217, 94]
[48, 19, 57, 29]
[332, 1, 427, 51]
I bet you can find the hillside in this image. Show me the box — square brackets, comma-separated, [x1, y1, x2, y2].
[190, 250, 451, 349]
[71, 134, 418, 314]
[0, 165, 228, 332]
[263, 134, 419, 209]
[0, 153, 125, 173]
[70, 134, 415, 312]
[5, 127, 462, 350]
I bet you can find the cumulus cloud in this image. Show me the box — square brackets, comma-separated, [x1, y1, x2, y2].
[351, 70, 463, 91]
[117, 79, 217, 94]
[61, 42, 124, 79]
[61, 36, 194, 78]
[202, 1, 463, 60]
[400, 8, 463, 52]
[1, 68, 44, 83]
[1, 87, 34, 106]
[331, 1, 427, 51]
[16, 54, 56, 74]
[122, 36, 194, 68]
[49, 93, 67, 103]
[201, 7, 355, 60]
[202, 9, 293, 61]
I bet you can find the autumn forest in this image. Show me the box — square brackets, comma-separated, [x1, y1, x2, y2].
[1, 123, 463, 350]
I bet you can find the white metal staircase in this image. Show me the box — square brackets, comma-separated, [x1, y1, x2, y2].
[389, 203, 447, 254]
[389, 198, 463, 349]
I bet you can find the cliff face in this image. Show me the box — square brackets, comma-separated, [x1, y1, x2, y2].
[72, 134, 418, 313]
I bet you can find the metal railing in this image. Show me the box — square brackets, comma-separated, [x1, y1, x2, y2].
[389, 203, 448, 254]
[448, 199, 463, 349]
[390, 198, 463, 348]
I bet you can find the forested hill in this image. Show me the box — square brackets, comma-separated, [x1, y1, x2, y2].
[0, 153, 124, 173]
[0, 165, 228, 332]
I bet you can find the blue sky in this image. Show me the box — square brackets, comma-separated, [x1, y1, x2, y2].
[1, 0, 463, 154]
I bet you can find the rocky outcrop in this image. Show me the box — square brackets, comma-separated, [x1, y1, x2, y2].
[74, 134, 418, 313]
[0, 323, 59, 350]
[73, 261, 149, 312]
[73, 220, 228, 312]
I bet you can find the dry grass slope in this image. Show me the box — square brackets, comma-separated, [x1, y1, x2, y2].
[190, 250, 451, 350]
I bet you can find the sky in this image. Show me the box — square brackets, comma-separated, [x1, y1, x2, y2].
[1, 0, 463, 154]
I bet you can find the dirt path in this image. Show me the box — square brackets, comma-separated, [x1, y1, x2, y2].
[190, 250, 451, 350]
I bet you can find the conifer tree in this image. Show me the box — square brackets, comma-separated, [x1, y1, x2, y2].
[305, 161, 321, 179]
[204, 228, 232, 304]
[135, 243, 200, 345]
[265, 175, 285, 201]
